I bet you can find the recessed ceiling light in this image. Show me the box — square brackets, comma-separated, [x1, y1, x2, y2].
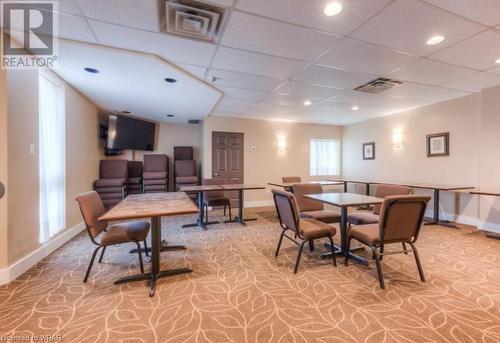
[166, 114, 175, 117]
[351, 106, 359, 111]
[495, 58, 500, 64]
[164, 78, 177, 83]
[324, 2, 343, 16]
[426, 35, 445, 45]
[303, 100, 312, 106]
[84, 67, 99, 74]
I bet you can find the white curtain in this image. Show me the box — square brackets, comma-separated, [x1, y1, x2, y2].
[39, 72, 65, 243]
[310, 139, 340, 176]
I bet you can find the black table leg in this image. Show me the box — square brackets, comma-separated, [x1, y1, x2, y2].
[225, 189, 257, 225]
[130, 216, 187, 254]
[424, 189, 459, 229]
[366, 183, 370, 196]
[182, 191, 218, 229]
[344, 181, 348, 193]
[115, 216, 192, 297]
[321, 207, 368, 266]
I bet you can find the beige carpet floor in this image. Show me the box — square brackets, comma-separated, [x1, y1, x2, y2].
[2, 207, 500, 342]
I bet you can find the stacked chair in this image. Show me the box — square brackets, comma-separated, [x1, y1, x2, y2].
[142, 154, 169, 193]
[174, 147, 198, 196]
[93, 159, 128, 208]
[127, 161, 143, 194]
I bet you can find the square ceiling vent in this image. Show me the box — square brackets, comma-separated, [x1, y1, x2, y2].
[165, 0, 228, 43]
[354, 78, 403, 94]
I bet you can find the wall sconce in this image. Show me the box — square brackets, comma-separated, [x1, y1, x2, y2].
[393, 132, 403, 149]
[277, 136, 287, 153]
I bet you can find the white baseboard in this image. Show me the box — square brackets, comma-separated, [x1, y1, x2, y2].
[0, 221, 85, 286]
[245, 200, 274, 208]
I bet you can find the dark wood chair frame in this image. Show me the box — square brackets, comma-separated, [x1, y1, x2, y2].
[273, 192, 337, 274]
[345, 198, 427, 289]
[203, 201, 232, 224]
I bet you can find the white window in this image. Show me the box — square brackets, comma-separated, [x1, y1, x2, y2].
[39, 72, 65, 243]
[310, 139, 340, 176]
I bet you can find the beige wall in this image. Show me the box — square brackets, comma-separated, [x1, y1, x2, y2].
[202, 116, 343, 203]
[6, 68, 102, 264]
[113, 121, 201, 190]
[342, 89, 500, 231]
[0, 69, 8, 268]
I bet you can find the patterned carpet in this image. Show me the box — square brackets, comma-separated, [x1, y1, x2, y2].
[2, 207, 500, 342]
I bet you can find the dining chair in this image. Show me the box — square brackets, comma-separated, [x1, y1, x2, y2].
[272, 189, 337, 273]
[76, 191, 150, 283]
[202, 178, 232, 222]
[345, 195, 431, 289]
[282, 176, 302, 183]
[292, 183, 341, 224]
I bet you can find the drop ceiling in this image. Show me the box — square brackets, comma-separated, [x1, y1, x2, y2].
[13, 0, 500, 125]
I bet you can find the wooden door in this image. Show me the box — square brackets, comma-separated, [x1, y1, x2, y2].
[212, 132, 243, 205]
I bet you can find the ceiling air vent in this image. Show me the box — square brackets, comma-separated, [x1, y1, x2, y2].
[188, 119, 200, 124]
[165, 0, 228, 43]
[354, 78, 403, 94]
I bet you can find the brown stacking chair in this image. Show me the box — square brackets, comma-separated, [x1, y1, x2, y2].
[272, 189, 337, 273]
[292, 183, 341, 225]
[346, 195, 431, 289]
[93, 159, 128, 208]
[127, 161, 143, 194]
[282, 176, 301, 183]
[76, 191, 150, 283]
[143, 154, 168, 193]
[175, 161, 198, 190]
[347, 184, 411, 225]
[202, 178, 231, 222]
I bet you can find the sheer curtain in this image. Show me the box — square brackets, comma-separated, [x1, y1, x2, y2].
[310, 139, 340, 176]
[39, 72, 65, 243]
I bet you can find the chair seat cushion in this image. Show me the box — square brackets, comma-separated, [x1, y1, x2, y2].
[349, 224, 380, 245]
[95, 186, 124, 194]
[101, 221, 150, 245]
[204, 197, 231, 207]
[143, 179, 168, 186]
[347, 211, 379, 225]
[94, 178, 126, 188]
[128, 177, 142, 184]
[143, 171, 167, 179]
[176, 176, 198, 184]
[300, 218, 336, 239]
[300, 210, 341, 224]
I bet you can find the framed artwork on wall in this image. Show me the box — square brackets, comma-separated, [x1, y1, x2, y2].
[427, 132, 449, 157]
[363, 142, 375, 160]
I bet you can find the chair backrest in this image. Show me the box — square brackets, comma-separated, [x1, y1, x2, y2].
[373, 184, 411, 215]
[379, 195, 431, 243]
[272, 189, 300, 234]
[99, 159, 128, 179]
[292, 183, 324, 212]
[174, 146, 193, 160]
[175, 160, 196, 177]
[202, 178, 225, 199]
[75, 191, 107, 240]
[144, 154, 168, 172]
[282, 176, 301, 183]
[127, 161, 143, 178]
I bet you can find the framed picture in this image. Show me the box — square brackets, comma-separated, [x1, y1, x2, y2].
[427, 132, 449, 157]
[363, 142, 375, 160]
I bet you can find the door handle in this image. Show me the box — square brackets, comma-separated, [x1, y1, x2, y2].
[0, 181, 5, 199]
[213, 173, 219, 177]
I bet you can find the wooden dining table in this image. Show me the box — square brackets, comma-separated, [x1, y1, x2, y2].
[221, 184, 265, 225]
[179, 185, 226, 229]
[305, 192, 383, 265]
[99, 192, 199, 297]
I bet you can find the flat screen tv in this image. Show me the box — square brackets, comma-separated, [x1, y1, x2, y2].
[106, 114, 155, 151]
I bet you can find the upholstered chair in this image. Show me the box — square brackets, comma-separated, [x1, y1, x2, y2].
[202, 178, 232, 222]
[143, 154, 168, 193]
[127, 161, 143, 194]
[292, 183, 341, 224]
[93, 159, 128, 208]
[282, 176, 302, 183]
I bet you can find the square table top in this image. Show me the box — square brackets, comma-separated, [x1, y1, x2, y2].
[327, 179, 373, 185]
[99, 192, 199, 221]
[370, 182, 475, 191]
[469, 190, 500, 196]
[221, 184, 266, 191]
[305, 192, 383, 207]
[180, 185, 223, 192]
[268, 180, 344, 188]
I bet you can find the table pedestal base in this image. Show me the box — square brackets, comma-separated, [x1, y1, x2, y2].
[321, 242, 368, 266]
[114, 267, 193, 297]
[224, 216, 258, 225]
[182, 220, 219, 230]
[129, 241, 187, 254]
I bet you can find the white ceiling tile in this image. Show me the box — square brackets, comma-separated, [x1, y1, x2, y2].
[334, 90, 400, 106]
[221, 11, 338, 60]
[316, 38, 419, 75]
[89, 20, 217, 66]
[423, 0, 500, 26]
[218, 98, 256, 109]
[235, 0, 392, 36]
[29, 0, 83, 15]
[489, 65, 500, 75]
[207, 69, 284, 91]
[276, 80, 342, 99]
[292, 64, 375, 89]
[389, 59, 475, 85]
[212, 47, 305, 79]
[263, 93, 322, 107]
[217, 86, 268, 102]
[441, 72, 500, 92]
[78, 0, 161, 31]
[178, 64, 207, 79]
[351, 0, 485, 56]
[430, 30, 500, 70]
[211, 105, 247, 116]
[383, 82, 470, 101]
